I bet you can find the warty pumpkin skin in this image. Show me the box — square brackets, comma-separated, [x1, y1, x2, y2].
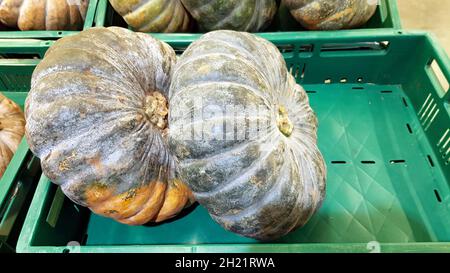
[180, 0, 277, 32]
[282, 0, 377, 30]
[109, 0, 192, 33]
[0, 0, 89, 31]
[25, 27, 193, 225]
[0, 93, 25, 178]
[168, 30, 326, 240]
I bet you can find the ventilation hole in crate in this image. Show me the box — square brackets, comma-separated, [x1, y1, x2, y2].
[424, 109, 440, 131]
[277, 44, 295, 54]
[434, 189, 442, 203]
[357, 77, 363, 83]
[419, 94, 438, 129]
[437, 129, 449, 147]
[300, 64, 306, 79]
[418, 93, 432, 116]
[294, 65, 300, 78]
[390, 160, 406, 164]
[324, 78, 332, 84]
[306, 90, 316, 94]
[381, 90, 392, 93]
[173, 46, 187, 55]
[340, 78, 348, 83]
[361, 161, 376, 164]
[62, 249, 70, 253]
[57, 31, 63, 35]
[299, 44, 314, 54]
[331, 161, 347, 164]
[288, 63, 294, 75]
[352, 86, 364, 90]
[402, 97, 409, 107]
[406, 124, 413, 134]
[427, 155, 435, 167]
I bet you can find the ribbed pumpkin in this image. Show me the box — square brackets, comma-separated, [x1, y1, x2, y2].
[109, 0, 192, 33]
[282, 0, 377, 30]
[0, 93, 25, 178]
[168, 30, 326, 240]
[180, 0, 277, 32]
[0, 0, 89, 31]
[25, 27, 193, 225]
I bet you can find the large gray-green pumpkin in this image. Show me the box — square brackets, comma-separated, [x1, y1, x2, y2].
[282, 0, 377, 30]
[180, 0, 277, 32]
[109, 0, 192, 32]
[25, 27, 193, 225]
[168, 30, 326, 240]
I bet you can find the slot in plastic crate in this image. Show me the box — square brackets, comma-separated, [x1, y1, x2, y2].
[12, 29, 450, 253]
[94, 0, 402, 38]
[0, 0, 100, 39]
[0, 45, 45, 251]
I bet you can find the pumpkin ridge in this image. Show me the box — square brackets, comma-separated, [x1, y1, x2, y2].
[175, 50, 274, 96]
[134, 0, 172, 32]
[210, 154, 292, 219]
[222, 156, 306, 239]
[193, 135, 284, 202]
[208, 0, 249, 31]
[161, 1, 183, 33]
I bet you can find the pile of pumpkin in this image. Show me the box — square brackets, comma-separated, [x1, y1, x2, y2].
[0, 0, 377, 32]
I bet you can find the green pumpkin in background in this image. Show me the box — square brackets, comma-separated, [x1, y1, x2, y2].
[282, 0, 378, 30]
[108, 0, 192, 32]
[180, 0, 277, 32]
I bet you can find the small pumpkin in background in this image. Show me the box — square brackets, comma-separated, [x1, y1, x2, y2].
[0, 0, 89, 31]
[180, 0, 277, 32]
[109, 0, 192, 33]
[169, 30, 326, 240]
[25, 27, 194, 225]
[282, 0, 377, 30]
[0, 93, 25, 178]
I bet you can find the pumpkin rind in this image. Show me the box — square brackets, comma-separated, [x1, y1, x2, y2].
[109, 0, 192, 33]
[0, 0, 89, 31]
[0, 93, 25, 178]
[180, 0, 277, 32]
[168, 30, 326, 240]
[25, 27, 193, 225]
[282, 0, 377, 30]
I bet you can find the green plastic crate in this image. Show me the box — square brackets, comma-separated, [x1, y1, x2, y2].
[12, 29, 450, 253]
[0, 0, 100, 39]
[0, 45, 45, 251]
[95, 0, 402, 36]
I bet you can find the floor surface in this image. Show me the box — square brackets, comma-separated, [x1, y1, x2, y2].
[398, 0, 450, 55]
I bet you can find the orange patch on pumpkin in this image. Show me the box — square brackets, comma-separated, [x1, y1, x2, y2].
[154, 179, 194, 222]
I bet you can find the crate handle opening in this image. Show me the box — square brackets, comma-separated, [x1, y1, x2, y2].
[46, 187, 65, 228]
[320, 41, 390, 54]
[0, 53, 41, 60]
[427, 59, 449, 98]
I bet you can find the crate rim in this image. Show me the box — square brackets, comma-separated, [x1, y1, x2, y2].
[13, 29, 450, 253]
[15, 176, 450, 253]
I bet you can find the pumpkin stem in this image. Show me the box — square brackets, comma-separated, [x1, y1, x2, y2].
[144, 91, 168, 130]
[277, 106, 293, 137]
